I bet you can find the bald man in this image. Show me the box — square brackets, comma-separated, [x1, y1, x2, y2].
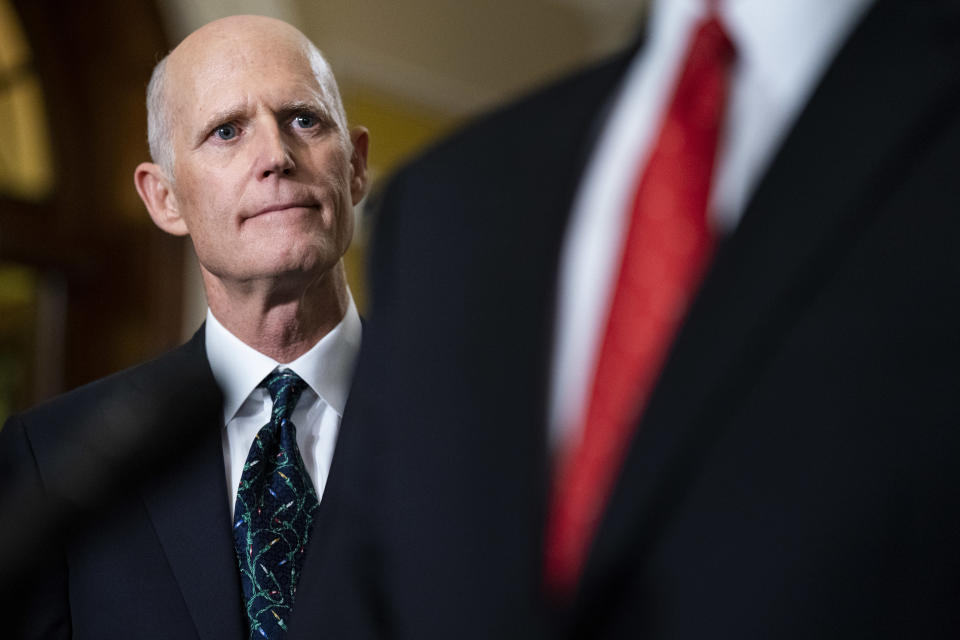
[0, 15, 368, 640]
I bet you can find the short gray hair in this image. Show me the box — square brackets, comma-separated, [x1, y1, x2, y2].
[146, 55, 174, 175]
[144, 40, 349, 176]
[304, 41, 350, 153]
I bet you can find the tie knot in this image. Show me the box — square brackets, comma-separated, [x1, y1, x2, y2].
[262, 368, 308, 423]
[694, 15, 735, 64]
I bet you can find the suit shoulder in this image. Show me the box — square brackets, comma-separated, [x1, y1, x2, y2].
[400, 47, 637, 180]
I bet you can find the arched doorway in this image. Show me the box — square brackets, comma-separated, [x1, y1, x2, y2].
[0, 0, 179, 419]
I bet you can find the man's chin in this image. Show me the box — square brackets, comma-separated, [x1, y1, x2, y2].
[259, 254, 341, 288]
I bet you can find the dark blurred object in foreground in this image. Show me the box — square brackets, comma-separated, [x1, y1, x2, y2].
[0, 332, 222, 636]
[314, 0, 960, 637]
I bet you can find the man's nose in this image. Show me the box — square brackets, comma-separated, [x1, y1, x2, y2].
[254, 121, 295, 179]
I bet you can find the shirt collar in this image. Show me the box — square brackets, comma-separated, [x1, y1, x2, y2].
[656, 0, 873, 113]
[720, 0, 873, 116]
[205, 291, 362, 425]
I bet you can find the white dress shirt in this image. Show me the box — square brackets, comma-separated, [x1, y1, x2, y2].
[549, 0, 873, 450]
[205, 293, 362, 517]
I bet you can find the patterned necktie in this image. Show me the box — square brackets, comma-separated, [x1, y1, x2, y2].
[233, 369, 320, 639]
[545, 15, 735, 595]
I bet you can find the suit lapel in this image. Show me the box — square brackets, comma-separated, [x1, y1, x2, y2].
[507, 46, 643, 585]
[580, 0, 960, 599]
[137, 331, 246, 640]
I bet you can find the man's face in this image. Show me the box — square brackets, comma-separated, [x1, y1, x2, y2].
[162, 29, 363, 291]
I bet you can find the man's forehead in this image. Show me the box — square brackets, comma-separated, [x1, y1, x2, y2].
[171, 44, 325, 118]
[172, 14, 309, 63]
[166, 17, 321, 102]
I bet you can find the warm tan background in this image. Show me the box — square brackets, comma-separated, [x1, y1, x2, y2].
[0, 0, 646, 420]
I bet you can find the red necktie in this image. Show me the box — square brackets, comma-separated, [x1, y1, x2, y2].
[545, 15, 735, 596]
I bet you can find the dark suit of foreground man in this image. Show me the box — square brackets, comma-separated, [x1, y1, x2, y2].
[319, 0, 960, 637]
[0, 15, 369, 639]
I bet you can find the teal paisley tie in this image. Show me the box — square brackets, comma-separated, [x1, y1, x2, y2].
[233, 369, 320, 639]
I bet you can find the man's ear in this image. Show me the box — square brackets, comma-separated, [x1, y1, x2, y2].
[134, 162, 189, 236]
[348, 126, 370, 205]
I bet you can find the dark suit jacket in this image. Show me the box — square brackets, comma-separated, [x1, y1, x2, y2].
[0, 329, 333, 639]
[319, 1, 960, 637]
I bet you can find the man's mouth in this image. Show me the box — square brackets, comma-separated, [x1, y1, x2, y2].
[249, 201, 319, 218]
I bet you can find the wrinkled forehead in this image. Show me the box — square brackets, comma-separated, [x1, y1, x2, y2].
[166, 27, 338, 133]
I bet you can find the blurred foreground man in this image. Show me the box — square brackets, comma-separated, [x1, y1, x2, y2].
[0, 15, 368, 639]
[321, 0, 960, 637]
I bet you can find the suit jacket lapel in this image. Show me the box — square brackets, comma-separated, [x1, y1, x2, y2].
[509, 46, 644, 588]
[580, 0, 960, 601]
[137, 330, 246, 640]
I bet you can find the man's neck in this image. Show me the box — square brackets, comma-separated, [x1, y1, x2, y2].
[203, 261, 349, 363]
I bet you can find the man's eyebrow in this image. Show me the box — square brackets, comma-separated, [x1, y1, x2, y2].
[195, 106, 248, 144]
[276, 99, 335, 125]
[192, 99, 337, 146]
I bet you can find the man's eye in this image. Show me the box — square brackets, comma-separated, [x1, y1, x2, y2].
[214, 124, 238, 140]
[294, 114, 317, 129]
